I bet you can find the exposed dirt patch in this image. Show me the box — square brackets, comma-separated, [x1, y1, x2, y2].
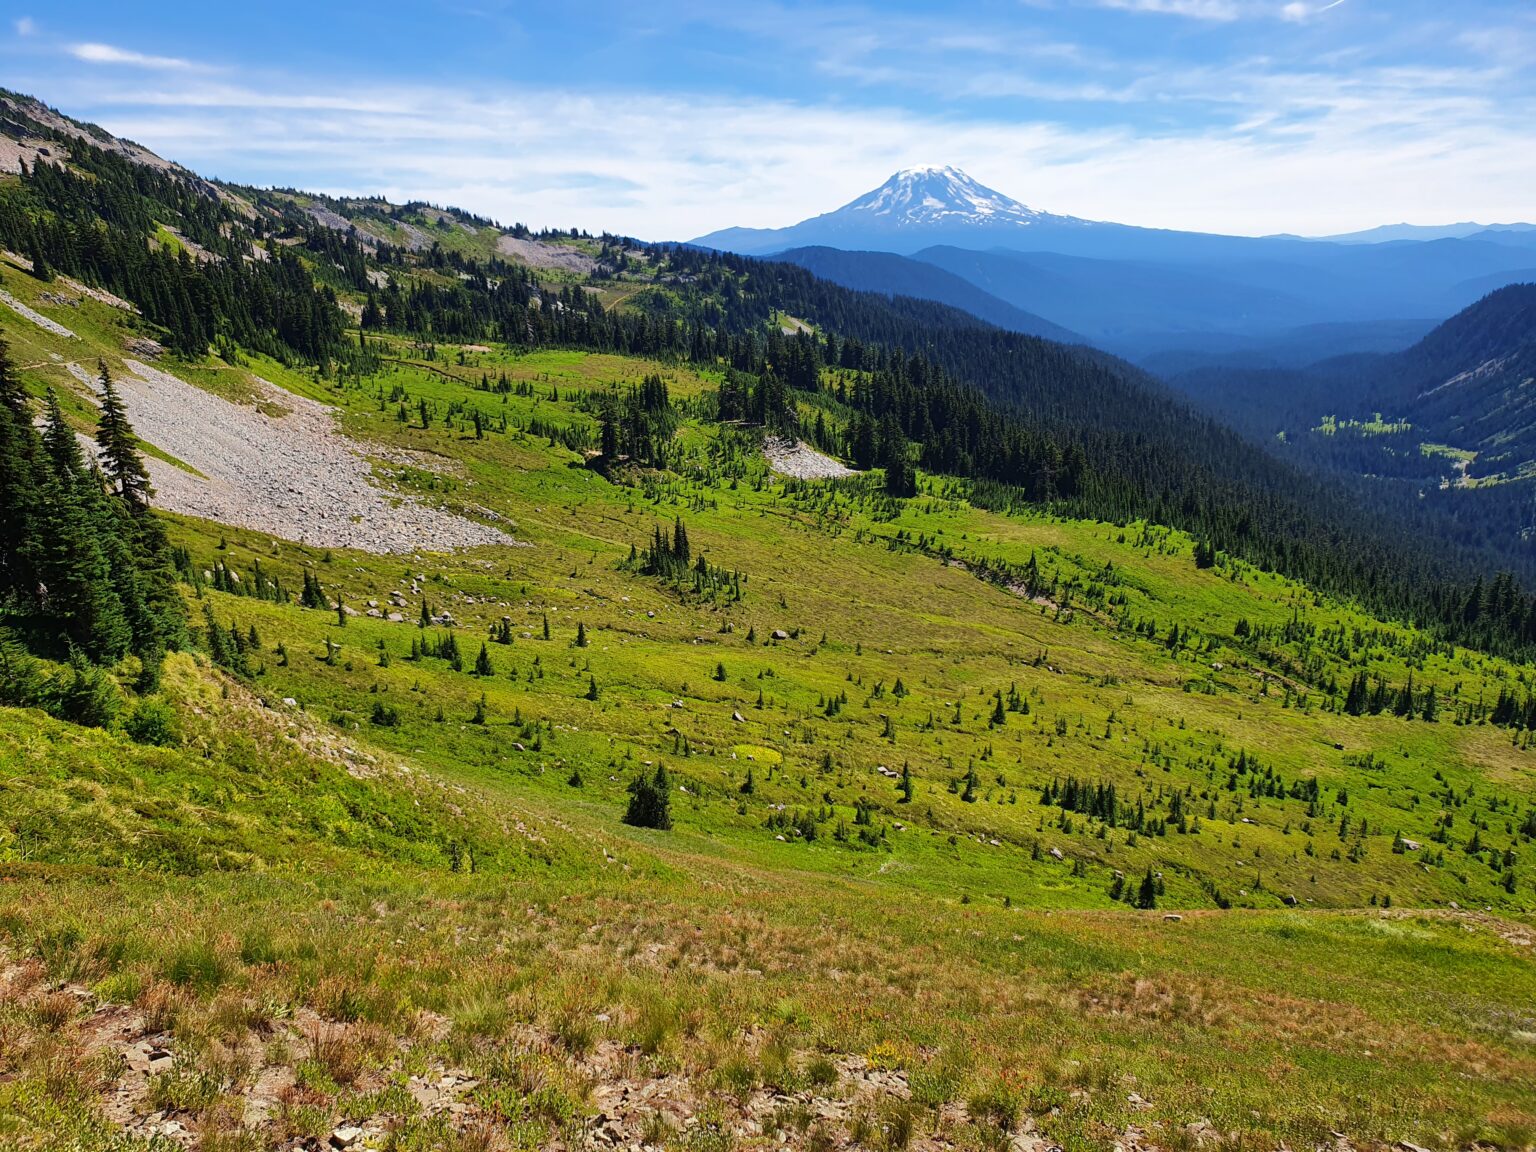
[2, 969, 1067, 1152]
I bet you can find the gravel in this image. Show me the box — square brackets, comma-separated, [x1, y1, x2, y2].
[763, 435, 856, 480]
[0, 289, 79, 340]
[496, 236, 599, 274]
[96, 359, 513, 554]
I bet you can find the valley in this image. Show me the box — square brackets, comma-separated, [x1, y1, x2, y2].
[0, 89, 1534, 1152]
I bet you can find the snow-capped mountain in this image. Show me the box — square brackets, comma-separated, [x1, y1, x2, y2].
[690, 165, 1536, 265]
[690, 166, 1097, 256]
[688, 167, 1536, 353]
[832, 165, 1069, 230]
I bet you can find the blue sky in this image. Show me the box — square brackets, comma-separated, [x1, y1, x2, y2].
[3, 1, 1533, 239]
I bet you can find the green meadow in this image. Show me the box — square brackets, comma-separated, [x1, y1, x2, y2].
[2, 272, 1535, 1150]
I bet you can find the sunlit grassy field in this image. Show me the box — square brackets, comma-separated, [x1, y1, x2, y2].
[2, 283, 1535, 1149]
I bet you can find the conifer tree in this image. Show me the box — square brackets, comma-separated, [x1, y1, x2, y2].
[40, 390, 80, 480]
[27, 229, 50, 282]
[94, 364, 152, 512]
[0, 333, 43, 607]
[624, 763, 673, 830]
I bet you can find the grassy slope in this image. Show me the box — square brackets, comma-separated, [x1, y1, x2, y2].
[2, 274, 1536, 1149]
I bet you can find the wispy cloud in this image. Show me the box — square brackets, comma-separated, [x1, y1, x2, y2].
[29, 49, 1535, 241]
[69, 42, 200, 70]
[14, 16, 36, 36]
[1280, 0, 1348, 22]
[1090, 0, 1245, 20]
[11, 0, 1535, 238]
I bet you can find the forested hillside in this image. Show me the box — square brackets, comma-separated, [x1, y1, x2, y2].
[9, 87, 1536, 663]
[1167, 285, 1536, 576]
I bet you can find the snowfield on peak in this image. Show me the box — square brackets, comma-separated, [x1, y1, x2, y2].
[836, 166, 1060, 229]
[689, 165, 1102, 255]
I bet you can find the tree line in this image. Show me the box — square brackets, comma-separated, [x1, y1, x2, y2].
[0, 335, 185, 711]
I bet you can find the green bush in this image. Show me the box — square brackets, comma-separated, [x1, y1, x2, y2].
[51, 654, 121, 728]
[123, 697, 180, 746]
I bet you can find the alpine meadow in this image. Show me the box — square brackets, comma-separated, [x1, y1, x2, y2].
[2, 9, 1536, 1151]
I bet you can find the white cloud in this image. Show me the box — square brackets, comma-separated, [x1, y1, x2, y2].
[1090, 0, 1244, 20]
[69, 42, 198, 70]
[29, 58, 1531, 242]
[1280, 0, 1347, 22]
[14, 16, 36, 36]
[17, 4, 1535, 241]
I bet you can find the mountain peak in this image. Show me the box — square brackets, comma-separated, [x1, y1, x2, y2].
[836, 166, 1050, 229]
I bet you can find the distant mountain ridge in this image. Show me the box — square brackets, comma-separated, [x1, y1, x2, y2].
[692, 167, 1536, 360]
[774, 246, 1084, 344]
[1313, 222, 1536, 245]
[1168, 284, 1536, 485]
[692, 165, 1536, 260]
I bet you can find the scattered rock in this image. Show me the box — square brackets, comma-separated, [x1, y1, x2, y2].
[763, 435, 856, 480]
[93, 358, 512, 555]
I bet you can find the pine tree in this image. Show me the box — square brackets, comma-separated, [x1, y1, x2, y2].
[474, 642, 494, 676]
[40, 390, 80, 480]
[1136, 869, 1158, 909]
[961, 765, 979, 803]
[29, 397, 134, 663]
[624, 763, 673, 830]
[27, 229, 50, 282]
[576, 621, 588, 647]
[0, 333, 44, 608]
[94, 364, 152, 512]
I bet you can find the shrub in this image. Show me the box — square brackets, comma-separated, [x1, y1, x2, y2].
[123, 696, 179, 746]
[51, 653, 121, 728]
